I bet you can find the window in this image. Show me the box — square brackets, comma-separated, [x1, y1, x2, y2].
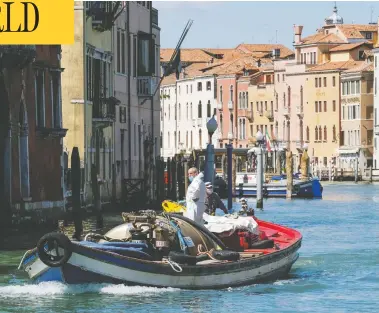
[319, 101, 322, 112]
[376, 56, 377, 68]
[319, 126, 322, 141]
[207, 100, 211, 117]
[333, 76, 336, 87]
[121, 30, 126, 73]
[220, 114, 223, 133]
[134, 124, 137, 155]
[376, 78, 377, 95]
[133, 36, 137, 77]
[324, 101, 327, 112]
[306, 126, 309, 141]
[138, 33, 151, 75]
[51, 71, 61, 128]
[198, 101, 202, 118]
[35, 69, 45, 127]
[178, 103, 181, 120]
[315, 101, 318, 113]
[219, 86, 223, 103]
[315, 126, 318, 141]
[86, 55, 93, 100]
[365, 32, 372, 40]
[190, 103, 192, 119]
[199, 129, 202, 148]
[323, 77, 327, 87]
[276, 93, 278, 111]
[358, 50, 365, 60]
[238, 92, 242, 108]
[186, 85, 188, 94]
[324, 126, 327, 141]
[313, 52, 316, 64]
[315, 77, 318, 88]
[333, 100, 336, 112]
[186, 103, 188, 118]
[197, 82, 202, 91]
[356, 81, 360, 94]
[300, 86, 303, 108]
[190, 85, 192, 93]
[333, 125, 336, 141]
[116, 29, 121, 73]
[230, 85, 233, 102]
[206, 81, 211, 91]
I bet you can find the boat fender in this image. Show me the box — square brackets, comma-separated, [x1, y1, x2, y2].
[249, 239, 274, 249]
[37, 232, 72, 267]
[168, 251, 209, 265]
[167, 214, 227, 250]
[211, 250, 240, 262]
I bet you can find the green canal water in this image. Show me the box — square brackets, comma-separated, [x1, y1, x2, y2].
[0, 183, 378, 313]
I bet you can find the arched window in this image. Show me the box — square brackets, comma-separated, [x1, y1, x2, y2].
[199, 129, 202, 148]
[230, 113, 234, 135]
[306, 126, 309, 141]
[333, 125, 336, 141]
[324, 126, 327, 141]
[230, 85, 233, 102]
[318, 126, 322, 141]
[198, 101, 202, 118]
[220, 114, 223, 133]
[315, 127, 318, 141]
[207, 100, 211, 117]
[206, 81, 211, 91]
[219, 86, 223, 103]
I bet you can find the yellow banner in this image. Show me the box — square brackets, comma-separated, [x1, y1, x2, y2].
[0, 0, 74, 44]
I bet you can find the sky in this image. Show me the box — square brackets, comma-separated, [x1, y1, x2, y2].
[153, 1, 379, 50]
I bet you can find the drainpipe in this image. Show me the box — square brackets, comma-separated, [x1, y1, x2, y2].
[83, 5, 88, 204]
[127, 2, 131, 178]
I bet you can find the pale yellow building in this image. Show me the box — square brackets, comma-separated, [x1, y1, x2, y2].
[339, 62, 374, 172]
[62, 2, 115, 204]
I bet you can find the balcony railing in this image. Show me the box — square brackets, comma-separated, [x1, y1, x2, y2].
[0, 45, 36, 69]
[283, 106, 291, 116]
[296, 105, 304, 116]
[375, 125, 379, 135]
[228, 100, 233, 110]
[137, 76, 158, 97]
[265, 110, 274, 120]
[93, 98, 116, 122]
[217, 102, 223, 110]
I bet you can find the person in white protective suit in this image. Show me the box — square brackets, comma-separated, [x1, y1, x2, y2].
[184, 167, 206, 224]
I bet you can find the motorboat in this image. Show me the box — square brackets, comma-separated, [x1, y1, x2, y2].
[235, 172, 323, 198]
[19, 208, 302, 289]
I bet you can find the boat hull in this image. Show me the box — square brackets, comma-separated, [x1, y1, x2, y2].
[21, 239, 301, 289]
[236, 179, 323, 198]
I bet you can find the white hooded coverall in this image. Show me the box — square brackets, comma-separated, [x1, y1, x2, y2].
[184, 172, 206, 224]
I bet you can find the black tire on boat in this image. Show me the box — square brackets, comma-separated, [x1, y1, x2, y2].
[211, 250, 240, 262]
[250, 239, 275, 249]
[168, 214, 227, 250]
[37, 232, 72, 267]
[168, 251, 209, 265]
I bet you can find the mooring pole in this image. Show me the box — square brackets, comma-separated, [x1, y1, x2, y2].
[71, 147, 82, 240]
[226, 143, 233, 212]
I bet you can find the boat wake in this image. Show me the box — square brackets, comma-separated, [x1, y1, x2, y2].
[0, 281, 179, 298]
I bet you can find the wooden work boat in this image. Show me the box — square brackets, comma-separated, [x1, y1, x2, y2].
[19, 211, 302, 290]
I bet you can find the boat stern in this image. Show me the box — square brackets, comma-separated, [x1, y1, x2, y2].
[18, 249, 64, 283]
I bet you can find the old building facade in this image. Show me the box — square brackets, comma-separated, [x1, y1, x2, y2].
[0, 45, 66, 223]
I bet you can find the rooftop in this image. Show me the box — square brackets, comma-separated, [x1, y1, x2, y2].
[329, 41, 372, 52]
[307, 60, 365, 72]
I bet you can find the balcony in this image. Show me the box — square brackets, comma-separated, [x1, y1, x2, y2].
[238, 109, 249, 118]
[283, 106, 291, 117]
[217, 102, 223, 110]
[0, 45, 36, 69]
[137, 76, 158, 97]
[295, 140, 304, 150]
[296, 105, 304, 117]
[93, 98, 118, 127]
[228, 100, 233, 110]
[265, 110, 274, 121]
[375, 125, 379, 135]
[87, 1, 119, 32]
[197, 118, 202, 127]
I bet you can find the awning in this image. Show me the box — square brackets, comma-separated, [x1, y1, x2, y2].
[337, 148, 360, 155]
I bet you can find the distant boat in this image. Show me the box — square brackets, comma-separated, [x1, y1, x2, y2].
[235, 172, 323, 198]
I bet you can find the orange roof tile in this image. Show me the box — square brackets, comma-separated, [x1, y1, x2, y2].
[160, 49, 212, 63]
[307, 60, 366, 72]
[208, 55, 269, 75]
[343, 62, 373, 73]
[161, 73, 177, 86]
[337, 24, 377, 39]
[235, 44, 294, 59]
[329, 41, 372, 52]
[300, 32, 345, 45]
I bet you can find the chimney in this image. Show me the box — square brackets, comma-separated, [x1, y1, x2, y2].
[294, 25, 303, 44]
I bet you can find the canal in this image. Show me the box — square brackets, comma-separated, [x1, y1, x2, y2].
[0, 183, 378, 312]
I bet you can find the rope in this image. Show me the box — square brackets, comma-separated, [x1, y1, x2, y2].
[163, 258, 183, 272]
[169, 220, 188, 253]
[18, 249, 34, 270]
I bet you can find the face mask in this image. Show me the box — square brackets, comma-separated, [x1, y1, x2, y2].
[189, 176, 194, 183]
